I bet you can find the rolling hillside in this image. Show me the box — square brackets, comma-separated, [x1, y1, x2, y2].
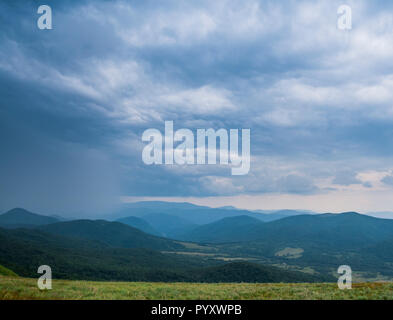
[0, 226, 207, 281]
[0, 226, 327, 283]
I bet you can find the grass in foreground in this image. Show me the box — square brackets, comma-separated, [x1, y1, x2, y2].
[0, 276, 392, 300]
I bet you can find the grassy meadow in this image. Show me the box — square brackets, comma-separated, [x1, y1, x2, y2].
[0, 276, 392, 300]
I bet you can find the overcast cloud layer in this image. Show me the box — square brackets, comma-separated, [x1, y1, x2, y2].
[1, 0, 393, 215]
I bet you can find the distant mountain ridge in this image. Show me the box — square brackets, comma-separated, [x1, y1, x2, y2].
[178, 215, 264, 243]
[253, 209, 317, 222]
[115, 216, 161, 236]
[111, 201, 307, 232]
[118, 212, 197, 238]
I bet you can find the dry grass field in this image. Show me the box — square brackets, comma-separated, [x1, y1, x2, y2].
[0, 276, 392, 300]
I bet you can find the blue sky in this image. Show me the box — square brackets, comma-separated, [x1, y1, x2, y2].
[1, 0, 393, 215]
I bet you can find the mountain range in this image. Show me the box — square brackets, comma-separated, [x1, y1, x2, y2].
[1, 202, 393, 282]
[179, 212, 393, 245]
[111, 201, 315, 238]
[0, 208, 329, 283]
[111, 201, 311, 223]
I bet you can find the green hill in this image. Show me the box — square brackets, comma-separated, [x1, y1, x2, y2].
[0, 208, 59, 228]
[182, 212, 393, 246]
[258, 212, 393, 248]
[38, 220, 184, 251]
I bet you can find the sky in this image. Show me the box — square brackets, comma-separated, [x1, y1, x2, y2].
[1, 0, 393, 215]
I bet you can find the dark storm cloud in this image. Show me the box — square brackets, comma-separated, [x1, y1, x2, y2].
[1, 0, 393, 213]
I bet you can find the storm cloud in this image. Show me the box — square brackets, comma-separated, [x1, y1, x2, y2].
[1, 0, 393, 214]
